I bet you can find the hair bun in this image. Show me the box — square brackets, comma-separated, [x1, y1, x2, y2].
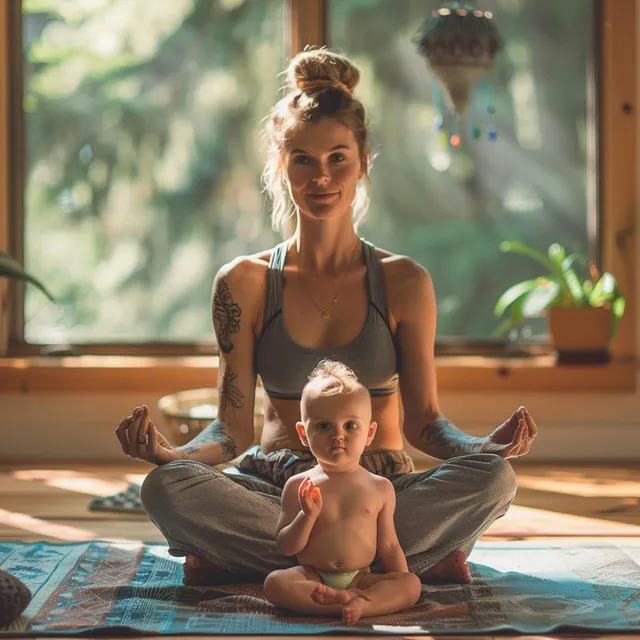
[286, 48, 360, 96]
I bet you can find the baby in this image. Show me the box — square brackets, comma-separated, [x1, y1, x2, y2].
[263, 359, 421, 625]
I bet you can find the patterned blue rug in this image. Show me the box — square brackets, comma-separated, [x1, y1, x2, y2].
[1, 539, 640, 635]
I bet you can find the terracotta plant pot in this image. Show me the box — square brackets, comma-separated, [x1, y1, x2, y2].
[547, 306, 613, 364]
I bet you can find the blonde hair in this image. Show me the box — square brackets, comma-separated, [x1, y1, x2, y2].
[303, 359, 365, 399]
[262, 47, 372, 235]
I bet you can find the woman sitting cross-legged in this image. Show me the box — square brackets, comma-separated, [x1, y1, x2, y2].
[115, 47, 538, 589]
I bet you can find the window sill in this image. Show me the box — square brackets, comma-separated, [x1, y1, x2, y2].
[0, 355, 636, 394]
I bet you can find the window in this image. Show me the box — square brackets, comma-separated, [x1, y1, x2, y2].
[329, 0, 596, 346]
[20, 0, 285, 347]
[1, 0, 636, 372]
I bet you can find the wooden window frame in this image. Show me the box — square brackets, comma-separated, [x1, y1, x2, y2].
[0, 0, 636, 393]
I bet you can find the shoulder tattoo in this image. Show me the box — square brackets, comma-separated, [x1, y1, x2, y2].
[213, 278, 241, 353]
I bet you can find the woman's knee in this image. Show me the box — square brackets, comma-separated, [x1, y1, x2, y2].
[443, 453, 516, 504]
[140, 459, 222, 515]
[470, 453, 517, 503]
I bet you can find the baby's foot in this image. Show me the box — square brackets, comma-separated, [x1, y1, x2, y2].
[342, 595, 367, 626]
[420, 550, 473, 584]
[311, 583, 352, 605]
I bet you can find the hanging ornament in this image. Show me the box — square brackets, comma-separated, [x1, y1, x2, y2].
[415, 3, 502, 145]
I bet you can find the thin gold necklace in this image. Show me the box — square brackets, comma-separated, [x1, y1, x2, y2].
[299, 237, 361, 321]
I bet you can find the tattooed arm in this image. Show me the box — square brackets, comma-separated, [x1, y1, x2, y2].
[176, 260, 259, 465]
[413, 414, 485, 460]
[390, 258, 538, 461]
[389, 259, 485, 460]
[115, 260, 260, 466]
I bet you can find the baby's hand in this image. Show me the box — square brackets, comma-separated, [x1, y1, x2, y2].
[298, 476, 323, 518]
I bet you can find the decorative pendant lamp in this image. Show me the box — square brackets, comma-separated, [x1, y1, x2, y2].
[414, 3, 502, 147]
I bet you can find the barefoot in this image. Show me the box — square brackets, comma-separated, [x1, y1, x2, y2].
[311, 583, 352, 605]
[420, 550, 473, 584]
[183, 554, 256, 586]
[342, 595, 367, 626]
[183, 555, 220, 586]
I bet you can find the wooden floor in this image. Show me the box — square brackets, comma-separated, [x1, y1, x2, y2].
[1, 460, 640, 640]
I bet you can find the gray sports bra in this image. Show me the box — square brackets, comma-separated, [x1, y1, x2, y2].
[254, 238, 399, 400]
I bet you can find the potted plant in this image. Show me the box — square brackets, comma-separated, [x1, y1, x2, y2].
[493, 241, 625, 364]
[0, 250, 56, 355]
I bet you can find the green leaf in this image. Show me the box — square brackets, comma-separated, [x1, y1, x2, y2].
[493, 277, 549, 317]
[610, 297, 626, 343]
[548, 243, 566, 268]
[586, 272, 626, 342]
[499, 241, 556, 273]
[589, 272, 616, 302]
[0, 251, 56, 302]
[562, 252, 587, 272]
[22, 0, 61, 13]
[521, 280, 561, 317]
[491, 280, 557, 338]
[548, 243, 587, 305]
[612, 296, 626, 320]
[561, 267, 587, 305]
[545, 244, 571, 289]
[588, 272, 626, 311]
[492, 294, 527, 337]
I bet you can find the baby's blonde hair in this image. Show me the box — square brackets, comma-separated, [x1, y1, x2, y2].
[261, 47, 372, 234]
[303, 359, 365, 399]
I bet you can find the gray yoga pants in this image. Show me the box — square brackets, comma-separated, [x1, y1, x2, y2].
[140, 447, 517, 580]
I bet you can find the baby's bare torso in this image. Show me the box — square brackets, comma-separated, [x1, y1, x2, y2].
[295, 467, 385, 573]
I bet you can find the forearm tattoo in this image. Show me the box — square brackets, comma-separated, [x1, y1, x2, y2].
[179, 418, 238, 459]
[419, 416, 454, 449]
[212, 278, 241, 353]
[419, 415, 480, 459]
[219, 365, 245, 411]
[178, 365, 244, 459]
[211, 420, 238, 459]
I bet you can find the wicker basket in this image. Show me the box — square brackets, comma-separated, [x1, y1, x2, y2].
[158, 387, 264, 447]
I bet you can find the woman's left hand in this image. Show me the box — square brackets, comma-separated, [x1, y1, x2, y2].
[480, 406, 538, 459]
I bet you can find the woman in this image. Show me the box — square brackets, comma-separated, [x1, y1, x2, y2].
[116, 48, 538, 587]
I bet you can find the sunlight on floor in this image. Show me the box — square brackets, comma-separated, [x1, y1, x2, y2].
[0, 507, 155, 544]
[5, 466, 640, 544]
[488, 504, 640, 537]
[0, 507, 96, 541]
[126, 473, 148, 485]
[13, 469, 131, 496]
[516, 471, 640, 498]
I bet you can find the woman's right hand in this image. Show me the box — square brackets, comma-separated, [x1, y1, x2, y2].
[298, 476, 323, 518]
[115, 405, 184, 466]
